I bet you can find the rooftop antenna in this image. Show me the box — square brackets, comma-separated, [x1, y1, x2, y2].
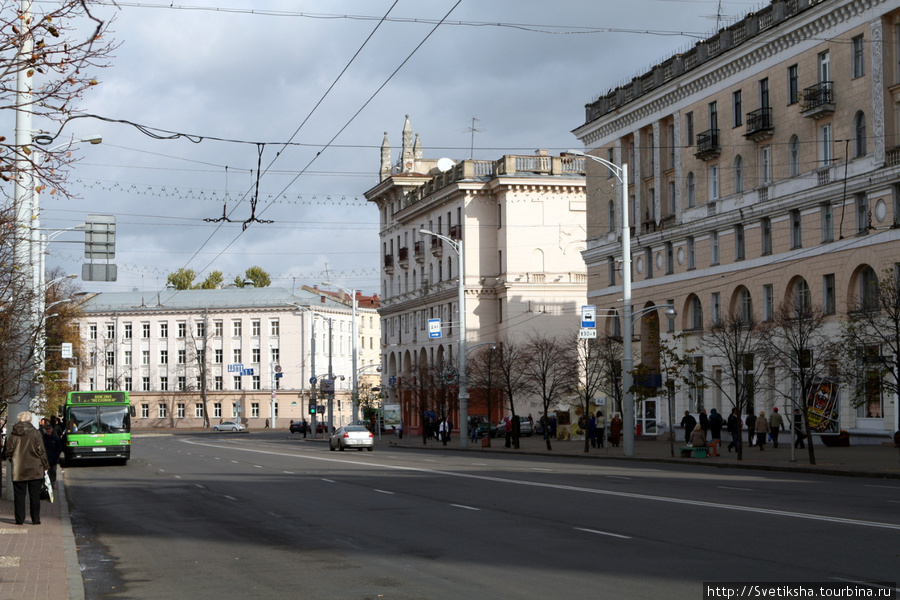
[466, 117, 482, 160]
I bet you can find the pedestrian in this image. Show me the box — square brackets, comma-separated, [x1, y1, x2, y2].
[708, 408, 723, 441]
[755, 410, 770, 451]
[726, 408, 742, 453]
[265, 418, 270, 429]
[302, 419, 308, 438]
[470, 418, 479, 444]
[439, 418, 449, 443]
[768, 407, 785, 448]
[41, 425, 62, 485]
[503, 417, 513, 448]
[50, 415, 64, 440]
[588, 412, 597, 448]
[549, 414, 557, 439]
[596, 410, 606, 448]
[446, 419, 453, 443]
[609, 413, 623, 447]
[745, 411, 757, 447]
[793, 408, 805, 449]
[680, 411, 697, 445]
[699, 408, 709, 441]
[4, 411, 49, 526]
[689, 424, 707, 448]
[397, 421, 403, 440]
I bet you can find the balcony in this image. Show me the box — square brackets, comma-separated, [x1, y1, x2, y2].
[694, 129, 721, 161]
[449, 224, 462, 240]
[430, 237, 443, 258]
[398, 247, 409, 270]
[383, 254, 394, 275]
[414, 240, 425, 264]
[800, 81, 834, 120]
[744, 107, 774, 142]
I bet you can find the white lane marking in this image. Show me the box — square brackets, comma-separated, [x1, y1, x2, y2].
[223, 495, 238, 501]
[322, 478, 335, 483]
[575, 527, 632, 540]
[451, 504, 480, 511]
[717, 486, 753, 491]
[283, 471, 295, 474]
[471, 463, 488, 466]
[423, 459, 437, 462]
[182, 439, 900, 532]
[194, 485, 204, 489]
[231, 460, 238, 464]
[532, 468, 553, 472]
[607, 475, 631, 480]
[375, 489, 394, 495]
[174, 475, 181, 479]
[887, 500, 900, 504]
[865, 484, 900, 490]
[253, 465, 263, 469]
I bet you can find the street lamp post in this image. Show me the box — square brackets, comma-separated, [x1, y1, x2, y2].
[323, 281, 359, 425]
[566, 150, 636, 456]
[419, 229, 468, 448]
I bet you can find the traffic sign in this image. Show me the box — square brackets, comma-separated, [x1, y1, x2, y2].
[581, 305, 596, 329]
[428, 318, 442, 338]
[578, 328, 598, 339]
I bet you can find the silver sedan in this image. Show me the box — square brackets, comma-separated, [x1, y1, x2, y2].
[329, 425, 374, 451]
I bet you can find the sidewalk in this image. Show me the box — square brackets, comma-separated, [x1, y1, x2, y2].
[381, 431, 900, 478]
[0, 472, 82, 600]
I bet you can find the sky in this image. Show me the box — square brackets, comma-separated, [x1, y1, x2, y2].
[27, 0, 761, 298]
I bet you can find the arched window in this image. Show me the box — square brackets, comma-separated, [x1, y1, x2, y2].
[689, 295, 703, 330]
[608, 200, 615, 232]
[738, 287, 753, 323]
[686, 172, 695, 207]
[860, 266, 878, 310]
[733, 155, 743, 193]
[793, 278, 811, 312]
[789, 135, 800, 177]
[854, 111, 867, 158]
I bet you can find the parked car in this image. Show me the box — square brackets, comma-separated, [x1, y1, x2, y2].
[289, 421, 306, 434]
[470, 416, 497, 438]
[496, 416, 532, 437]
[329, 425, 374, 451]
[212, 421, 245, 432]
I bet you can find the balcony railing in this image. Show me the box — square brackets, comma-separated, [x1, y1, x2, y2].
[800, 81, 834, 119]
[398, 247, 409, 269]
[384, 254, 394, 275]
[694, 129, 721, 161]
[744, 107, 774, 141]
[414, 240, 425, 264]
[430, 237, 443, 257]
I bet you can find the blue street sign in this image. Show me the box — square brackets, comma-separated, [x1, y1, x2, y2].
[428, 318, 441, 338]
[228, 363, 244, 373]
[581, 305, 596, 329]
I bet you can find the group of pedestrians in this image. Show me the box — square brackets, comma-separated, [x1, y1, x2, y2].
[3, 411, 63, 526]
[688, 406, 807, 453]
[681, 408, 724, 446]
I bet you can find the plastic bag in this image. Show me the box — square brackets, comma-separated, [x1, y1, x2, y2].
[40, 472, 54, 503]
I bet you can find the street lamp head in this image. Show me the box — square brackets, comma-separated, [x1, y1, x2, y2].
[565, 149, 587, 157]
[82, 136, 102, 145]
[664, 307, 678, 318]
[419, 229, 433, 236]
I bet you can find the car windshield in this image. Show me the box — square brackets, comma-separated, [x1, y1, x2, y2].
[342, 426, 367, 432]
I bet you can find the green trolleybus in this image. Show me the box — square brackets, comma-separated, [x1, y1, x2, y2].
[63, 391, 136, 464]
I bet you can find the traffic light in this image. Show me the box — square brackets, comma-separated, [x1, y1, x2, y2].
[309, 405, 316, 415]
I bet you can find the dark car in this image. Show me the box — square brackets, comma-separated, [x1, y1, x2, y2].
[289, 421, 305, 434]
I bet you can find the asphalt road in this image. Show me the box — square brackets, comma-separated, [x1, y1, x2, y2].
[64, 432, 900, 600]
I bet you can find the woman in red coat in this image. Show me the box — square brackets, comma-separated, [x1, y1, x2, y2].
[609, 413, 623, 447]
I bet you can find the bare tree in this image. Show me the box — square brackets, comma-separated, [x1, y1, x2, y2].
[760, 300, 836, 465]
[572, 336, 610, 453]
[700, 309, 767, 461]
[521, 333, 577, 451]
[494, 337, 529, 448]
[466, 344, 503, 447]
[399, 358, 437, 445]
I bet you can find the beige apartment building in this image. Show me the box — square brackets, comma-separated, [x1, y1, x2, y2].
[366, 117, 588, 432]
[573, 0, 900, 440]
[72, 286, 381, 429]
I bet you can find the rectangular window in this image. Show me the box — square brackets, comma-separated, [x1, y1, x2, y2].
[233, 349, 242, 364]
[759, 146, 771, 184]
[271, 348, 280, 364]
[178, 349, 186, 364]
[160, 376, 168, 391]
[215, 376, 223, 391]
[761, 217, 772, 255]
[251, 403, 260, 418]
[732, 90, 742, 127]
[142, 323, 150, 338]
[89, 324, 97, 340]
[107, 351, 115, 366]
[252, 348, 261, 363]
[196, 321, 205, 338]
[823, 274, 836, 315]
[852, 35, 865, 79]
[710, 231, 719, 265]
[711, 292, 721, 324]
[708, 164, 719, 200]
[105, 377, 115, 391]
[178, 376, 186, 391]
[142, 350, 150, 365]
[160, 350, 168, 365]
[787, 64, 799, 104]
[214, 321, 223, 337]
[607, 148, 615, 179]
[176, 403, 185, 419]
[215, 349, 223, 364]
[158, 403, 167, 419]
[252, 320, 261, 336]
[821, 203, 834, 242]
[856, 193, 869, 234]
[791, 210, 802, 249]
[214, 403, 222, 418]
[233, 320, 242, 337]
[141, 404, 149, 419]
[668, 181, 676, 215]
[124, 377, 133, 391]
[645, 247, 653, 279]
[160, 322, 168, 338]
[178, 322, 187, 338]
[667, 124, 675, 169]
[708, 101, 718, 130]
[107, 324, 116, 339]
[687, 237, 695, 270]
[608, 256, 616, 286]
[124, 350, 132, 366]
[685, 112, 694, 146]
[252, 375, 261, 391]
[759, 77, 770, 109]
[233, 376, 242, 391]
[665, 242, 674, 275]
[124, 323, 132, 339]
[735, 225, 745, 261]
[270, 320, 280, 336]
[195, 403, 204, 418]
[763, 284, 774, 322]
[142, 377, 150, 391]
[819, 123, 833, 165]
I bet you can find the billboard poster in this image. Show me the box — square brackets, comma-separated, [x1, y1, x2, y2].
[806, 377, 840, 434]
[383, 403, 402, 428]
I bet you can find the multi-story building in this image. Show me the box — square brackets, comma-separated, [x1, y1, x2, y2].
[72, 286, 380, 429]
[573, 0, 899, 439]
[366, 116, 588, 432]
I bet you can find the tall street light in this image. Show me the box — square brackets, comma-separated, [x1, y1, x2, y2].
[322, 281, 359, 424]
[419, 229, 468, 448]
[566, 149, 637, 457]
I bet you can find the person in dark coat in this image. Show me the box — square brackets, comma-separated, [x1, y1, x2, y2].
[680, 411, 697, 444]
[745, 412, 757, 447]
[4, 411, 50, 525]
[41, 425, 63, 485]
[698, 409, 710, 441]
[708, 408, 723, 441]
[609, 413, 623, 447]
[726, 408, 742, 453]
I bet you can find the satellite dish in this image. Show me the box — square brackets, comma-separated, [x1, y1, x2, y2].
[437, 157, 455, 173]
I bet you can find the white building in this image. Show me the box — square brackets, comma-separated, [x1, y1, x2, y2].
[72, 286, 380, 429]
[366, 116, 588, 432]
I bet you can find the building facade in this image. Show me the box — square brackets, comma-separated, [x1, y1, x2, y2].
[573, 0, 900, 439]
[366, 116, 588, 431]
[72, 286, 380, 429]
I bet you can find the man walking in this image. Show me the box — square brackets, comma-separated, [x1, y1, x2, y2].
[768, 407, 785, 448]
[680, 411, 697, 445]
[4, 412, 49, 526]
